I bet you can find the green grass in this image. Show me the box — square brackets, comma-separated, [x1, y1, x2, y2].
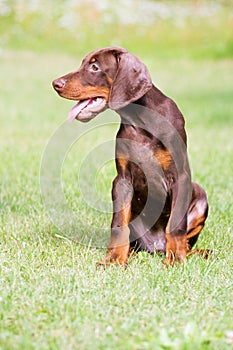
[0, 49, 233, 350]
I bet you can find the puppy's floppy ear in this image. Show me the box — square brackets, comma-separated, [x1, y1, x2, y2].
[109, 51, 152, 110]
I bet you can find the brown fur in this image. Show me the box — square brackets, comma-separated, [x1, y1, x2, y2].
[53, 47, 209, 266]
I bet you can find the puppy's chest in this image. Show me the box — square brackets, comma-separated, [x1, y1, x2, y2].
[116, 130, 173, 174]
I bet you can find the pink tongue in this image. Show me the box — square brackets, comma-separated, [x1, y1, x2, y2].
[68, 99, 91, 122]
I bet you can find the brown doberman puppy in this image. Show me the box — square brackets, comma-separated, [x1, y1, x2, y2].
[53, 47, 208, 266]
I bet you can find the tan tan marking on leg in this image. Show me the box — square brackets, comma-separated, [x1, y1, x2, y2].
[164, 234, 188, 266]
[117, 154, 128, 172]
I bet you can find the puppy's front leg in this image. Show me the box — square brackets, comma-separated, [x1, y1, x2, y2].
[97, 176, 133, 267]
[164, 174, 192, 266]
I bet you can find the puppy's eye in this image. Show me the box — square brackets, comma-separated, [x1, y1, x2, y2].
[90, 63, 100, 72]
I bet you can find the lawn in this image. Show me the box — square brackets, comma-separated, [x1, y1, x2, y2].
[0, 2, 233, 350]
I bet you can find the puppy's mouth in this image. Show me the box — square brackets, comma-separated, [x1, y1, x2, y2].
[68, 97, 107, 123]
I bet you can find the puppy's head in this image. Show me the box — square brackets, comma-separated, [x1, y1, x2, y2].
[52, 47, 152, 122]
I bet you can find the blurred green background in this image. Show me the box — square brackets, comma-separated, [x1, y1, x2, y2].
[0, 0, 232, 59]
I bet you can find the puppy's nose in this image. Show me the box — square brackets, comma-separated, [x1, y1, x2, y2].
[52, 78, 66, 91]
